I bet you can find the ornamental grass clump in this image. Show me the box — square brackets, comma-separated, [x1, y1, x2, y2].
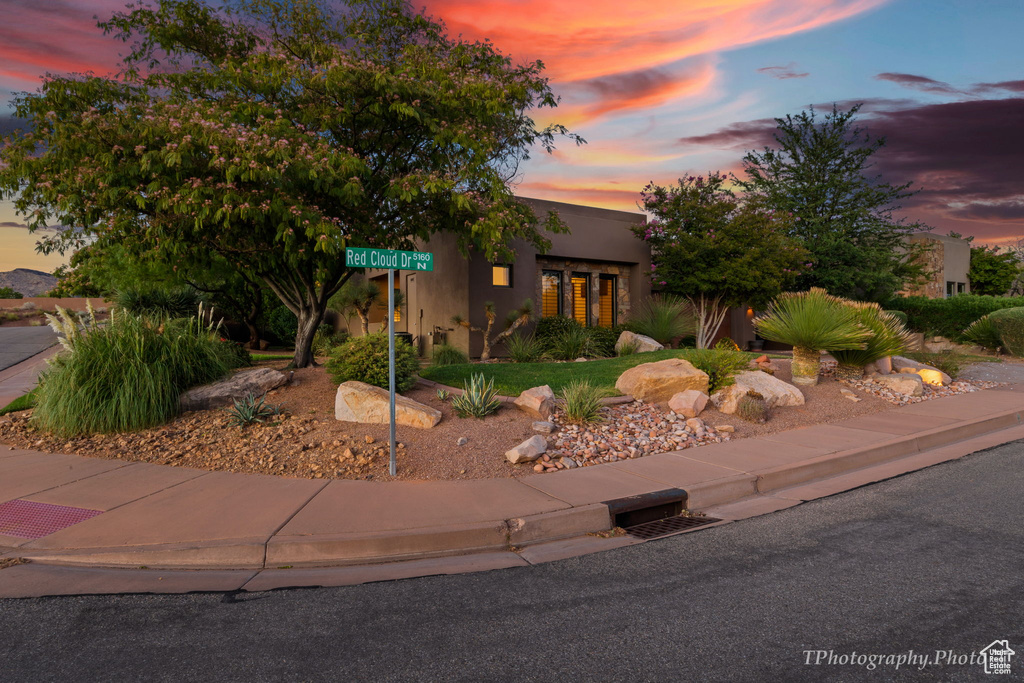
[963, 315, 1003, 352]
[559, 379, 603, 424]
[547, 325, 593, 360]
[431, 343, 468, 367]
[626, 295, 695, 346]
[828, 302, 914, 379]
[33, 306, 233, 436]
[753, 288, 871, 386]
[450, 373, 501, 418]
[504, 332, 544, 363]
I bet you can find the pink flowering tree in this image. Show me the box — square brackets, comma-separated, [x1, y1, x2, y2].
[635, 173, 809, 348]
[0, 0, 578, 367]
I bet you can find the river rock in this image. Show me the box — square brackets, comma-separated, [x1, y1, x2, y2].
[668, 390, 708, 418]
[335, 381, 441, 428]
[514, 385, 555, 420]
[180, 367, 288, 411]
[505, 435, 548, 464]
[615, 358, 710, 403]
[710, 371, 805, 414]
[614, 330, 663, 354]
[873, 373, 924, 396]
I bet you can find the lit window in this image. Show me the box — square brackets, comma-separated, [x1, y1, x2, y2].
[492, 265, 512, 287]
[571, 273, 589, 326]
[541, 271, 562, 317]
[598, 275, 616, 328]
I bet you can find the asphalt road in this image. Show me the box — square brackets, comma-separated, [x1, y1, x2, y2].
[2, 441, 1022, 682]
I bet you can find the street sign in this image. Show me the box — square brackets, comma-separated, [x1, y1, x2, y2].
[345, 247, 433, 271]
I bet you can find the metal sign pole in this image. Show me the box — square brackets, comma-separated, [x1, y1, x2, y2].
[387, 268, 397, 476]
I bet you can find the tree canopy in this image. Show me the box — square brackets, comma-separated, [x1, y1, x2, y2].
[737, 104, 927, 302]
[0, 0, 578, 366]
[636, 173, 808, 348]
[948, 233, 1022, 296]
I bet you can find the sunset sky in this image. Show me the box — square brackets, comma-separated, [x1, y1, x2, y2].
[2, 0, 1023, 272]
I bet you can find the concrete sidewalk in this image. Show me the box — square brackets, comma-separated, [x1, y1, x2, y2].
[1, 343, 1023, 596]
[0, 342, 56, 409]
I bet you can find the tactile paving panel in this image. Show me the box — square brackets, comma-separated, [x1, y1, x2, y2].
[0, 499, 103, 539]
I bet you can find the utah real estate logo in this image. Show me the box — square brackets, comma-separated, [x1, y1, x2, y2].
[981, 640, 1015, 675]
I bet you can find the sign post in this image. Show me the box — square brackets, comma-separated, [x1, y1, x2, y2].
[345, 247, 434, 476]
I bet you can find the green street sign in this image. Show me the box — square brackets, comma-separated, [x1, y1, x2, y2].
[345, 247, 434, 271]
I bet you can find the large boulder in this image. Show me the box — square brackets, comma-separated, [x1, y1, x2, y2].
[505, 435, 548, 464]
[710, 371, 805, 415]
[873, 373, 924, 397]
[615, 358, 709, 403]
[668, 390, 708, 418]
[615, 330, 663, 355]
[891, 356, 951, 386]
[335, 381, 441, 429]
[180, 368, 288, 411]
[514, 385, 555, 420]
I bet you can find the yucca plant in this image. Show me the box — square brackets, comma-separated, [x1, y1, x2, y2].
[829, 302, 915, 379]
[225, 392, 283, 427]
[753, 288, 871, 386]
[626, 295, 696, 346]
[560, 379, 604, 424]
[450, 373, 502, 418]
[963, 314, 1003, 352]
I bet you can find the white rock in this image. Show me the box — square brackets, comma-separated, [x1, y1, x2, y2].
[335, 381, 442, 428]
[505, 435, 548, 464]
[615, 330, 664, 354]
[710, 371, 805, 415]
[668, 390, 708, 418]
[532, 421, 557, 434]
[180, 368, 288, 411]
[456, 437, 468, 446]
[873, 373, 924, 396]
[514, 385, 555, 420]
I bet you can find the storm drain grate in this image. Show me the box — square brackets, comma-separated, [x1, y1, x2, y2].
[0, 499, 103, 539]
[624, 515, 721, 540]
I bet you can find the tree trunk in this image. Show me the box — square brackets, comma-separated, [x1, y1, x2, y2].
[358, 312, 370, 336]
[292, 307, 326, 368]
[791, 347, 821, 386]
[692, 295, 729, 349]
[245, 321, 261, 349]
[834, 362, 864, 380]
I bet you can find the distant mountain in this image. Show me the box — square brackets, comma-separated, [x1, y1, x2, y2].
[0, 268, 58, 297]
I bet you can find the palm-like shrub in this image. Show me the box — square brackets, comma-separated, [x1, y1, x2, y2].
[829, 302, 915, 379]
[963, 315, 1003, 352]
[753, 288, 871, 385]
[115, 287, 203, 319]
[626, 295, 695, 346]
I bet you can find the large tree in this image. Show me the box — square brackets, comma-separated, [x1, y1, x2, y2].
[737, 104, 927, 302]
[0, 0, 576, 367]
[636, 173, 808, 348]
[949, 232, 1022, 296]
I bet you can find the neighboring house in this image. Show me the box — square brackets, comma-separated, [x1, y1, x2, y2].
[899, 233, 971, 298]
[341, 197, 651, 358]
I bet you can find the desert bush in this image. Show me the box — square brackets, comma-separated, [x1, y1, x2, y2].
[326, 333, 419, 391]
[987, 306, 1024, 356]
[626, 295, 695, 346]
[534, 316, 583, 346]
[504, 332, 544, 363]
[547, 325, 593, 360]
[754, 288, 871, 385]
[115, 287, 202, 319]
[963, 315, 1003, 352]
[33, 309, 232, 436]
[265, 304, 299, 345]
[736, 390, 770, 423]
[687, 340, 751, 394]
[450, 373, 501, 418]
[586, 326, 618, 358]
[312, 325, 349, 356]
[884, 295, 1024, 339]
[0, 286, 22, 299]
[431, 343, 469, 367]
[829, 303, 914, 379]
[560, 379, 604, 424]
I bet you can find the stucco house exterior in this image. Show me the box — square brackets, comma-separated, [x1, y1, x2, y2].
[899, 232, 971, 298]
[341, 197, 652, 358]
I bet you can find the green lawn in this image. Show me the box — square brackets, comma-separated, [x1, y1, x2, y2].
[420, 349, 759, 397]
[0, 389, 36, 416]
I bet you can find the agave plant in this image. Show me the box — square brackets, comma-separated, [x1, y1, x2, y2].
[829, 302, 915, 379]
[753, 288, 871, 386]
[450, 373, 502, 418]
[225, 392, 283, 427]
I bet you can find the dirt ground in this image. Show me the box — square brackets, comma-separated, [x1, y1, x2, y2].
[0, 357, 1005, 482]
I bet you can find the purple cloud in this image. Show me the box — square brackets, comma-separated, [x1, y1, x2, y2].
[757, 63, 809, 80]
[876, 72, 965, 96]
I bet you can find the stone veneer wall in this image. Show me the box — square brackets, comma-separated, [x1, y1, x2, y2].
[899, 236, 945, 299]
[535, 257, 632, 325]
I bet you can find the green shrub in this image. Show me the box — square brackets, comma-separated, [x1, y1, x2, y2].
[33, 310, 232, 436]
[586, 326, 618, 358]
[0, 286, 23, 299]
[903, 351, 967, 380]
[220, 340, 253, 368]
[616, 339, 639, 357]
[535, 316, 584, 346]
[884, 295, 1024, 339]
[884, 310, 908, 326]
[687, 342, 751, 394]
[326, 333, 419, 391]
[432, 343, 469, 366]
[265, 305, 299, 346]
[987, 307, 1024, 356]
[450, 373, 501, 418]
[504, 332, 544, 363]
[560, 379, 603, 423]
[312, 325, 349, 356]
[115, 287, 202, 319]
[829, 303, 914, 378]
[963, 315, 1003, 352]
[626, 295, 695, 346]
[547, 325, 593, 360]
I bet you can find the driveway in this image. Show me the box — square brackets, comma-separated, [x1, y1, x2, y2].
[0, 327, 57, 373]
